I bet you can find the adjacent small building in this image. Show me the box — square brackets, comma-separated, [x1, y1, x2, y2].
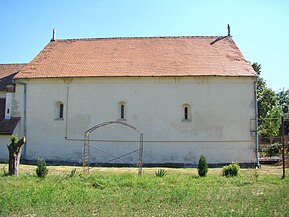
[0, 35, 258, 167]
[0, 64, 26, 156]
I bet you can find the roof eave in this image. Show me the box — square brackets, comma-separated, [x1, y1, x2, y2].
[14, 74, 257, 80]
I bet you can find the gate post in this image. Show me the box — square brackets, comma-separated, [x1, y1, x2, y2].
[83, 132, 90, 173]
[138, 133, 144, 176]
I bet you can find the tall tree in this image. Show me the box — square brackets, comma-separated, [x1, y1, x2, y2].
[252, 62, 281, 137]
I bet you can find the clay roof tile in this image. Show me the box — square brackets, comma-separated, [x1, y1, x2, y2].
[15, 36, 255, 79]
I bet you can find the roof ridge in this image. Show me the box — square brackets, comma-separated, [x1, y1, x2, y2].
[0, 63, 27, 65]
[53, 36, 228, 42]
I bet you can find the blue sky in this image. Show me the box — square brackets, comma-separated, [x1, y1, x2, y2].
[0, 0, 288, 91]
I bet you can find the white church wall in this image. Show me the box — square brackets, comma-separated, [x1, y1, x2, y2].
[13, 76, 257, 166]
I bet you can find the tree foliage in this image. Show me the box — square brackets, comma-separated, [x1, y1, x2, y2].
[253, 62, 282, 137]
[253, 62, 289, 137]
[277, 89, 289, 135]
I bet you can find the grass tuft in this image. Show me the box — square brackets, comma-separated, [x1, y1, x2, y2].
[154, 169, 167, 177]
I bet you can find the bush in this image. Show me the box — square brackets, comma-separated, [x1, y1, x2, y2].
[155, 169, 167, 177]
[267, 143, 281, 158]
[223, 162, 240, 176]
[36, 158, 48, 177]
[198, 155, 208, 177]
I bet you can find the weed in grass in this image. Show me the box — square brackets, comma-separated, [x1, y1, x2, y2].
[154, 169, 167, 177]
[91, 181, 104, 189]
[254, 170, 259, 182]
[1, 165, 8, 176]
[67, 168, 77, 178]
[88, 177, 105, 189]
[192, 174, 199, 179]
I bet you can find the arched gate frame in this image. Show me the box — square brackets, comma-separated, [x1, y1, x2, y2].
[83, 121, 144, 176]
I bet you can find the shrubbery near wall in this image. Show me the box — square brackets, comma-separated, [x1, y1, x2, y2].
[222, 162, 240, 176]
[198, 155, 208, 177]
[36, 158, 48, 177]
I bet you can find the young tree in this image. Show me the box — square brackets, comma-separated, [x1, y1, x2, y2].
[198, 155, 208, 177]
[7, 136, 26, 176]
[36, 158, 48, 178]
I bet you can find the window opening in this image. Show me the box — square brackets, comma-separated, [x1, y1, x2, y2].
[54, 101, 64, 120]
[121, 104, 125, 119]
[59, 103, 64, 119]
[184, 107, 188, 120]
[182, 103, 191, 121]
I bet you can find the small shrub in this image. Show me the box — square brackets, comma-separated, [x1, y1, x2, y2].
[223, 162, 240, 177]
[36, 158, 48, 177]
[198, 155, 208, 177]
[155, 169, 167, 177]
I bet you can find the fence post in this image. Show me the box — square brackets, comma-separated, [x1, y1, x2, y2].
[282, 116, 285, 179]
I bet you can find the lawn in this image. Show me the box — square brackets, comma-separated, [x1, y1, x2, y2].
[0, 164, 288, 216]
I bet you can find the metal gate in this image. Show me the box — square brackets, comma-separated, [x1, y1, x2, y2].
[83, 121, 144, 176]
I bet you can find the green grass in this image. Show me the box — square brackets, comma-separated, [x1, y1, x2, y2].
[0, 165, 288, 216]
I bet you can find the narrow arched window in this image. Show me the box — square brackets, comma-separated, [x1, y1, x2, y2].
[54, 101, 64, 120]
[59, 103, 64, 119]
[121, 104, 125, 119]
[182, 103, 191, 121]
[184, 106, 188, 120]
[118, 101, 127, 120]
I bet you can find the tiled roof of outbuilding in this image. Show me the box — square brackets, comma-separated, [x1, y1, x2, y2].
[0, 64, 26, 90]
[15, 36, 255, 79]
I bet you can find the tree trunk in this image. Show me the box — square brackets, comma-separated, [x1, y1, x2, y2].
[7, 137, 26, 176]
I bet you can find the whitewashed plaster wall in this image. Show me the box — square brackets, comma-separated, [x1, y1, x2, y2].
[13, 76, 257, 166]
[0, 123, 20, 162]
[0, 135, 11, 162]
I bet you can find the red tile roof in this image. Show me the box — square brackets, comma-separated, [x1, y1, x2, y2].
[0, 64, 26, 79]
[15, 36, 255, 79]
[0, 64, 26, 90]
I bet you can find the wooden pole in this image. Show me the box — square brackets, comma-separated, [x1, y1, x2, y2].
[282, 116, 285, 179]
